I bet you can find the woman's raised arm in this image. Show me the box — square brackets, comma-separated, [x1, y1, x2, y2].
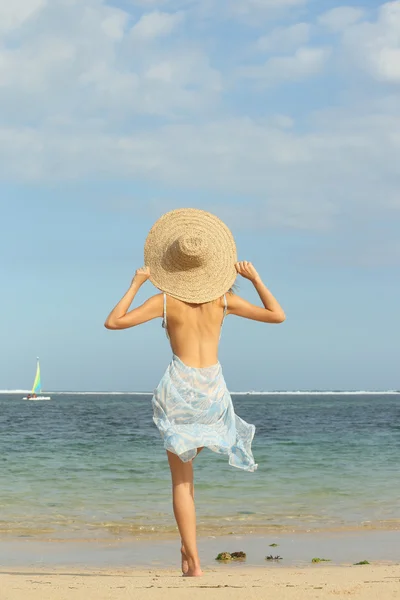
[104, 267, 163, 330]
[228, 261, 286, 324]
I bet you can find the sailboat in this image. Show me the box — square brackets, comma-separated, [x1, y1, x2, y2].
[23, 357, 51, 401]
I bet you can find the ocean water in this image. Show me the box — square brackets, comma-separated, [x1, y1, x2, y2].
[0, 392, 399, 541]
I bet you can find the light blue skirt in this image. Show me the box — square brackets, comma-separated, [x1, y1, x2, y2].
[152, 355, 258, 472]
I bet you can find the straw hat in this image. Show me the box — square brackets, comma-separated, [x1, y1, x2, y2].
[144, 208, 237, 304]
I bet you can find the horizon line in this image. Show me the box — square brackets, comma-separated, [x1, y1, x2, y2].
[1, 389, 399, 395]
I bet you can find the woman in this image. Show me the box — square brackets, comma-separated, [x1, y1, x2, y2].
[105, 208, 285, 577]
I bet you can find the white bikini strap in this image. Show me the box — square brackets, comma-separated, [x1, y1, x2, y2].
[223, 294, 227, 319]
[218, 294, 227, 341]
[163, 293, 167, 326]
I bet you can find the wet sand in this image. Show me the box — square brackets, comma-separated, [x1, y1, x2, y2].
[1, 530, 399, 568]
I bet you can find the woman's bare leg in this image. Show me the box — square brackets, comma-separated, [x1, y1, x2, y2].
[180, 447, 203, 573]
[167, 449, 203, 577]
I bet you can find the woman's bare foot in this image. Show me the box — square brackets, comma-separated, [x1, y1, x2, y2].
[183, 567, 203, 577]
[181, 544, 189, 575]
[182, 557, 203, 577]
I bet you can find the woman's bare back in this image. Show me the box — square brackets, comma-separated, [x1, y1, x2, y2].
[163, 295, 227, 368]
[104, 262, 285, 348]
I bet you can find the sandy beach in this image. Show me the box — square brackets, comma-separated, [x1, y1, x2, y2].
[2, 565, 400, 600]
[1, 531, 400, 599]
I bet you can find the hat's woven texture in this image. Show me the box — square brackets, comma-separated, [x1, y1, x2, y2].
[144, 208, 237, 304]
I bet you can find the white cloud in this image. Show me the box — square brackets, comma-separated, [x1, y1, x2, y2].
[241, 46, 331, 86]
[130, 0, 169, 5]
[0, 0, 219, 122]
[101, 11, 129, 40]
[342, 1, 400, 83]
[0, 0, 400, 244]
[256, 23, 310, 53]
[131, 0, 307, 11]
[145, 51, 221, 90]
[318, 6, 365, 32]
[233, 0, 308, 13]
[131, 10, 184, 40]
[2, 99, 399, 232]
[0, 0, 46, 32]
[226, 0, 310, 25]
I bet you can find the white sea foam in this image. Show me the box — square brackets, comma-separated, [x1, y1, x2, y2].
[232, 390, 400, 396]
[1, 390, 398, 395]
[48, 391, 153, 396]
[0, 390, 152, 395]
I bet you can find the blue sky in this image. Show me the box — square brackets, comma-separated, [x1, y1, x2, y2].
[1, 0, 399, 391]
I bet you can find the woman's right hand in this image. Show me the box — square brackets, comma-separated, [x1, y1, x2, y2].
[235, 261, 261, 284]
[132, 266, 151, 286]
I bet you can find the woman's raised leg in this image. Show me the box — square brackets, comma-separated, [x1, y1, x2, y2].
[167, 450, 203, 577]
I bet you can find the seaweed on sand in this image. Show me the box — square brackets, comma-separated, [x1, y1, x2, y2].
[216, 552, 232, 561]
[216, 551, 247, 561]
[312, 558, 331, 563]
[230, 551, 246, 560]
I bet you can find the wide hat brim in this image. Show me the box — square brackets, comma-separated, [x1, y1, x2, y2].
[144, 208, 237, 304]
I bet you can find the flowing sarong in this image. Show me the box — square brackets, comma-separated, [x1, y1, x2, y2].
[152, 354, 258, 472]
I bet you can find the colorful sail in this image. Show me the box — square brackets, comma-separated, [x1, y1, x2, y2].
[32, 358, 41, 394]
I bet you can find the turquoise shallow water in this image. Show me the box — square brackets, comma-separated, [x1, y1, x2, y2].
[0, 392, 399, 540]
